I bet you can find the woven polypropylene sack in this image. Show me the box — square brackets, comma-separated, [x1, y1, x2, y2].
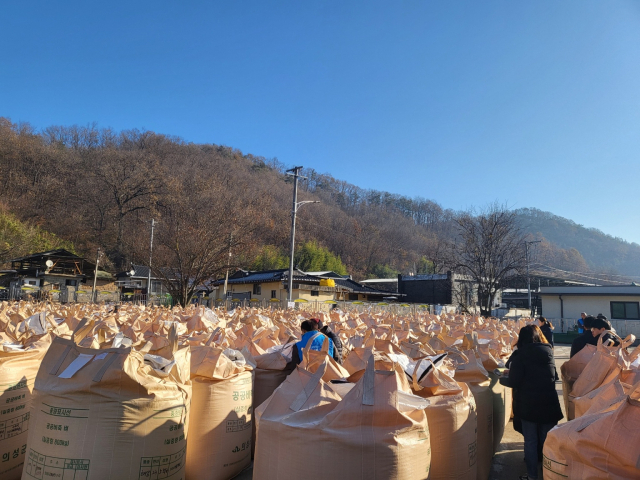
[0, 334, 52, 480]
[468, 380, 493, 480]
[414, 359, 477, 480]
[560, 343, 596, 420]
[185, 346, 253, 480]
[543, 385, 640, 479]
[255, 355, 432, 480]
[22, 331, 191, 480]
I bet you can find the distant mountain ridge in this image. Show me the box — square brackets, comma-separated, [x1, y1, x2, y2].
[1, 117, 639, 281]
[514, 208, 640, 278]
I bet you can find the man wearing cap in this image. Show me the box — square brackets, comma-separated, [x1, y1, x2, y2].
[596, 313, 617, 334]
[591, 316, 620, 347]
[570, 315, 598, 357]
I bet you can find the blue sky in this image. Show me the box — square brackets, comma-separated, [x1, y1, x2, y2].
[2, 1, 640, 244]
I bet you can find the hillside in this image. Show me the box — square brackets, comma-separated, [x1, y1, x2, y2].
[0, 117, 638, 282]
[514, 208, 640, 277]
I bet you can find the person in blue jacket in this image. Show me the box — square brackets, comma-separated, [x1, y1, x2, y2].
[291, 319, 335, 365]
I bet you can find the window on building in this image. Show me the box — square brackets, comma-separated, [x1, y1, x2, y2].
[611, 301, 640, 319]
[253, 284, 261, 295]
[349, 293, 358, 301]
[271, 290, 277, 299]
[311, 290, 319, 297]
[65, 279, 77, 286]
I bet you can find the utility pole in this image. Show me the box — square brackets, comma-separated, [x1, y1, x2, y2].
[285, 166, 319, 305]
[223, 232, 233, 299]
[525, 240, 541, 315]
[92, 248, 101, 303]
[147, 219, 156, 304]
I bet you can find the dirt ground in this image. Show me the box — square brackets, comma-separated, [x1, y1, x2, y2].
[487, 345, 571, 479]
[235, 345, 574, 480]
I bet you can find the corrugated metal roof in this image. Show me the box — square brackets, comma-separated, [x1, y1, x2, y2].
[211, 268, 318, 286]
[335, 278, 389, 295]
[9, 249, 81, 262]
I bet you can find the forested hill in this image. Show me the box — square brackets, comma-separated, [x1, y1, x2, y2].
[0, 117, 638, 281]
[514, 208, 640, 277]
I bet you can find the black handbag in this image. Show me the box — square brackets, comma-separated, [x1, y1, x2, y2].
[498, 374, 513, 388]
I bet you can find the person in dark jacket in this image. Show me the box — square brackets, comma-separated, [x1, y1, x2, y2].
[289, 319, 335, 366]
[570, 315, 598, 357]
[507, 324, 563, 480]
[591, 317, 620, 346]
[536, 317, 554, 347]
[310, 318, 343, 364]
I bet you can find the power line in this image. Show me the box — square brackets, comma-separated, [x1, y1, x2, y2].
[531, 263, 633, 284]
[531, 263, 640, 279]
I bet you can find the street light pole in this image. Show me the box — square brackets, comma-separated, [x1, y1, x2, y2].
[285, 166, 319, 305]
[223, 232, 233, 299]
[147, 218, 156, 304]
[92, 248, 101, 303]
[525, 240, 541, 315]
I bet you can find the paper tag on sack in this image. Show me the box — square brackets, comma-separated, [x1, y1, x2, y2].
[144, 353, 176, 377]
[2, 343, 26, 352]
[59, 354, 95, 379]
[112, 332, 133, 348]
[397, 390, 431, 412]
[18, 312, 47, 336]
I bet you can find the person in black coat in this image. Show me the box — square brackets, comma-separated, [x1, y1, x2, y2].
[310, 318, 344, 364]
[570, 315, 598, 357]
[507, 324, 563, 480]
[536, 317, 554, 347]
[591, 317, 620, 347]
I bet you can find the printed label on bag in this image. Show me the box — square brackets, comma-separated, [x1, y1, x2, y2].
[468, 440, 477, 466]
[138, 445, 186, 479]
[23, 448, 90, 479]
[0, 377, 34, 395]
[0, 411, 30, 440]
[41, 403, 89, 420]
[226, 418, 251, 432]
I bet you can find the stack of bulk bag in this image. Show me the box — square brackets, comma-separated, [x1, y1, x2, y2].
[569, 334, 632, 419]
[253, 359, 343, 478]
[0, 331, 53, 480]
[250, 341, 294, 454]
[573, 379, 632, 418]
[543, 382, 640, 479]
[186, 341, 253, 480]
[23, 320, 191, 480]
[411, 356, 477, 480]
[453, 350, 493, 480]
[255, 354, 432, 480]
[560, 343, 596, 420]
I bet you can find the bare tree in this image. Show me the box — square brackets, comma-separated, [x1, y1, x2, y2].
[451, 204, 526, 316]
[90, 149, 166, 264]
[150, 178, 264, 307]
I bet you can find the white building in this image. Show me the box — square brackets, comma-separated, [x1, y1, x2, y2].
[539, 284, 640, 338]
